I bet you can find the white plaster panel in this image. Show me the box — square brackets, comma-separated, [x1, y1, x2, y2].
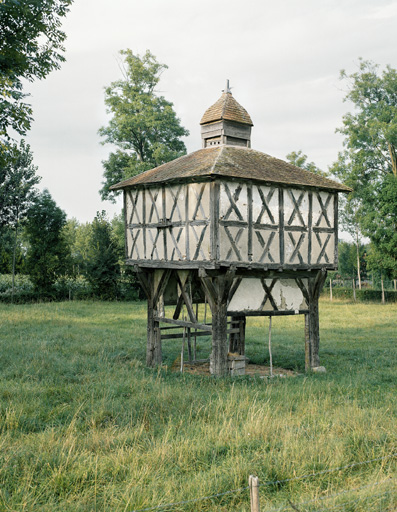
[312, 232, 335, 264]
[228, 278, 307, 312]
[145, 187, 163, 224]
[252, 230, 280, 264]
[262, 279, 306, 311]
[146, 227, 165, 260]
[252, 185, 279, 225]
[126, 228, 144, 260]
[312, 191, 334, 228]
[284, 189, 309, 227]
[126, 189, 144, 225]
[188, 183, 210, 221]
[165, 185, 186, 222]
[219, 182, 248, 222]
[228, 278, 264, 311]
[189, 224, 211, 260]
[284, 231, 309, 264]
[166, 226, 187, 261]
[219, 225, 249, 262]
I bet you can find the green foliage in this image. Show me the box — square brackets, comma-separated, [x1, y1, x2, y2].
[285, 150, 328, 177]
[0, 300, 395, 510]
[331, 60, 397, 278]
[98, 49, 189, 201]
[0, 227, 26, 274]
[62, 218, 93, 275]
[85, 211, 120, 299]
[338, 241, 367, 280]
[326, 287, 397, 303]
[0, 0, 73, 147]
[0, 273, 39, 303]
[24, 189, 69, 296]
[0, 140, 40, 229]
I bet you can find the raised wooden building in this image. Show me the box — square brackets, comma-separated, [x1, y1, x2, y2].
[111, 83, 351, 376]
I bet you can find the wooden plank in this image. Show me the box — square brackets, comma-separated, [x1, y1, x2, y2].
[227, 309, 309, 317]
[247, 182, 253, 262]
[211, 181, 220, 261]
[154, 316, 213, 332]
[308, 190, 312, 265]
[162, 185, 167, 260]
[175, 271, 197, 324]
[185, 183, 190, 260]
[153, 269, 172, 307]
[161, 330, 211, 340]
[334, 193, 338, 266]
[279, 187, 284, 265]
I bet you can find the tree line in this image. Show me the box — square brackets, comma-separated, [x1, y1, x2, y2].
[0, 1, 395, 302]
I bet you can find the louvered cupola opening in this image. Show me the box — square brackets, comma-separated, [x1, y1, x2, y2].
[200, 80, 253, 148]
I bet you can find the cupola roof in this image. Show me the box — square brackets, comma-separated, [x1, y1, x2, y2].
[200, 81, 253, 127]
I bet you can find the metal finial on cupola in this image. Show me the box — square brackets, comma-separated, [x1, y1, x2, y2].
[224, 79, 232, 94]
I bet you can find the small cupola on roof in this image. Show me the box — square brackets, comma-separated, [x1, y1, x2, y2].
[200, 80, 253, 148]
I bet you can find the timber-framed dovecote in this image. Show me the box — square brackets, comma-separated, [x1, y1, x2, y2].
[111, 82, 351, 376]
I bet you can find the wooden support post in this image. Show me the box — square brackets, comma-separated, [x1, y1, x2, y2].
[305, 270, 327, 370]
[249, 475, 260, 512]
[199, 268, 236, 376]
[146, 288, 162, 367]
[193, 302, 198, 360]
[210, 299, 229, 375]
[268, 316, 273, 377]
[187, 327, 192, 362]
[135, 267, 172, 368]
[304, 312, 312, 371]
[229, 315, 246, 355]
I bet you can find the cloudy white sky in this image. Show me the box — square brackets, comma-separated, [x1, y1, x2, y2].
[24, 0, 397, 224]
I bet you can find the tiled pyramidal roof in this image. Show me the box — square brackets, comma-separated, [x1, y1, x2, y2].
[200, 90, 253, 126]
[110, 145, 351, 192]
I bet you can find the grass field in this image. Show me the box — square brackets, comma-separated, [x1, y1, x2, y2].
[0, 299, 395, 511]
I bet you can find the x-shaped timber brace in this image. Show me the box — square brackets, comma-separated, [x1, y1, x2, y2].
[135, 265, 327, 376]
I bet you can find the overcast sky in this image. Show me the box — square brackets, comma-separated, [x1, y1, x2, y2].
[24, 0, 397, 224]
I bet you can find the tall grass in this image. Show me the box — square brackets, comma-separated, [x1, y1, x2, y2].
[0, 299, 395, 511]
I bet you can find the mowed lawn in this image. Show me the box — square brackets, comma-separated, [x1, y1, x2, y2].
[0, 299, 395, 511]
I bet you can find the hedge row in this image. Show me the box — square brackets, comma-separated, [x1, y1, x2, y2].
[0, 274, 140, 303]
[324, 287, 397, 303]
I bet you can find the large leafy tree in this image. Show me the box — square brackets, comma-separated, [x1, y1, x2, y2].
[0, 140, 40, 297]
[286, 150, 328, 177]
[25, 189, 69, 296]
[98, 49, 189, 201]
[0, 0, 73, 155]
[85, 212, 120, 299]
[0, 140, 40, 230]
[331, 59, 397, 278]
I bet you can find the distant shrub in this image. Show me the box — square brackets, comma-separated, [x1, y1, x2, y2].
[323, 287, 397, 303]
[327, 287, 354, 299]
[53, 275, 92, 300]
[356, 289, 397, 303]
[0, 274, 141, 303]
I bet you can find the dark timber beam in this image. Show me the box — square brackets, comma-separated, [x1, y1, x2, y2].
[199, 267, 236, 376]
[305, 269, 327, 370]
[135, 267, 172, 367]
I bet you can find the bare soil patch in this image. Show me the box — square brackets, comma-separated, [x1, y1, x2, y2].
[171, 359, 298, 377]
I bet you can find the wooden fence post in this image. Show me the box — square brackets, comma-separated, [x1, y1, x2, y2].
[249, 475, 260, 512]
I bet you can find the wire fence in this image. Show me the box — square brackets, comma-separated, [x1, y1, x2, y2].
[130, 452, 396, 512]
